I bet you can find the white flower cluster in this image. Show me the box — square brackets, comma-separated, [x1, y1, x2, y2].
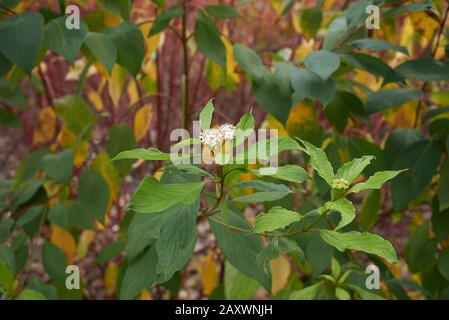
[200, 123, 236, 149]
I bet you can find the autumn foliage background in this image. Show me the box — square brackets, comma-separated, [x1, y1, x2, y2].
[1, 0, 449, 300]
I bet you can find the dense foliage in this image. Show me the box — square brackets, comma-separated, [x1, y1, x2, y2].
[0, 0, 449, 300]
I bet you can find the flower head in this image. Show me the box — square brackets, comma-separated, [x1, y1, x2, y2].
[331, 178, 350, 190]
[219, 123, 236, 140]
[200, 128, 223, 149]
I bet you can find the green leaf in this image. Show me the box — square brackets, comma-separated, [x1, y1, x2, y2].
[359, 189, 381, 229]
[54, 95, 95, 136]
[250, 165, 309, 184]
[0, 260, 14, 295]
[233, 43, 265, 82]
[253, 67, 293, 123]
[386, 59, 449, 83]
[106, 23, 144, 77]
[349, 39, 409, 55]
[149, 5, 184, 36]
[324, 92, 364, 133]
[194, 11, 226, 66]
[48, 203, 70, 229]
[84, 32, 117, 73]
[45, 16, 88, 63]
[335, 287, 351, 300]
[341, 53, 393, 78]
[322, 16, 348, 51]
[391, 140, 440, 210]
[292, 68, 336, 106]
[99, 0, 131, 21]
[384, 128, 424, 167]
[349, 170, 405, 194]
[438, 248, 449, 281]
[300, 6, 322, 40]
[235, 111, 255, 135]
[439, 158, 449, 212]
[17, 289, 47, 300]
[111, 147, 171, 162]
[347, 284, 385, 300]
[26, 276, 57, 300]
[107, 124, 137, 176]
[156, 201, 198, 278]
[224, 261, 259, 299]
[127, 177, 203, 213]
[0, 79, 25, 109]
[199, 98, 214, 131]
[0, 12, 45, 74]
[233, 181, 292, 203]
[42, 241, 67, 283]
[205, 5, 240, 19]
[325, 198, 355, 231]
[127, 204, 183, 260]
[0, 108, 20, 128]
[290, 282, 324, 300]
[17, 205, 45, 236]
[335, 155, 375, 185]
[364, 89, 422, 114]
[384, 2, 434, 17]
[42, 149, 74, 184]
[96, 239, 125, 264]
[120, 246, 158, 300]
[253, 206, 302, 233]
[320, 230, 398, 264]
[78, 170, 110, 222]
[297, 139, 335, 186]
[210, 211, 271, 290]
[304, 50, 340, 80]
[405, 222, 436, 273]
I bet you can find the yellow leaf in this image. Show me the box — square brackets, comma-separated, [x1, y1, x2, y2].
[139, 289, 152, 300]
[384, 100, 418, 128]
[33, 107, 56, 144]
[323, 0, 337, 10]
[127, 79, 140, 106]
[74, 141, 89, 168]
[104, 262, 119, 295]
[77, 230, 96, 259]
[87, 89, 104, 112]
[270, 255, 291, 296]
[50, 224, 77, 264]
[222, 36, 240, 85]
[265, 115, 289, 137]
[134, 104, 153, 141]
[108, 65, 127, 107]
[409, 10, 440, 39]
[286, 100, 319, 139]
[139, 22, 161, 57]
[239, 172, 257, 195]
[294, 38, 315, 62]
[201, 251, 218, 295]
[104, 11, 121, 27]
[91, 152, 120, 204]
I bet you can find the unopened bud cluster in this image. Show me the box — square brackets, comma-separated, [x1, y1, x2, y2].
[331, 178, 349, 190]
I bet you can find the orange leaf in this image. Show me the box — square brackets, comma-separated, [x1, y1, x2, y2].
[134, 104, 153, 141]
[201, 251, 219, 295]
[33, 107, 56, 144]
[50, 224, 77, 264]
